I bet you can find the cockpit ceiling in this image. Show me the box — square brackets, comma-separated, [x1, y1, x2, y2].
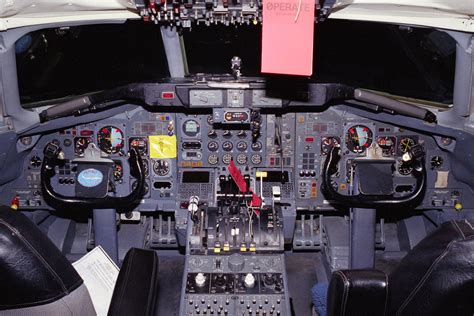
[0, 0, 473, 32]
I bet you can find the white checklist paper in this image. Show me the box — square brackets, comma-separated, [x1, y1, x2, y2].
[72, 246, 120, 316]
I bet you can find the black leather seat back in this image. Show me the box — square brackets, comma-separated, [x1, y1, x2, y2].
[388, 219, 474, 316]
[328, 270, 388, 316]
[0, 206, 83, 310]
[108, 248, 159, 316]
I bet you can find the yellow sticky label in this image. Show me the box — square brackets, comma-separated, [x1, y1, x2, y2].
[149, 135, 177, 158]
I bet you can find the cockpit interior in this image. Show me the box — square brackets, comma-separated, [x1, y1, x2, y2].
[0, 1, 473, 315]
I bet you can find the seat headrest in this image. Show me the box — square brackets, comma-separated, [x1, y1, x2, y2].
[0, 206, 83, 310]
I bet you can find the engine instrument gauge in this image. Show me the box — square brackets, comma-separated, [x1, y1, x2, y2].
[321, 137, 340, 155]
[345, 125, 373, 153]
[208, 141, 219, 152]
[251, 141, 262, 151]
[183, 120, 200, 137]
[222, 141, 233, 151]
[74, 137, 92, 155]
[208, 154, 219, 165]
[236, 141, 247, 151]
[398, 160, 413, 176]
[377, 136, 396, 156]
[207, 115, 214, 125]
[222, 154, 232, 165]
[153, 159, 170, 176]
[236, 154, 247, 165]
[97, 126, 124, 154]
[129, 137, 148, 155]
[398, 137, 416, 154]
[251, 154, 262, 165]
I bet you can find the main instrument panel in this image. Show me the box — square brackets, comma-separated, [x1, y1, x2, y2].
[8, 106, 464, 214]
[5, 96, 470, 316]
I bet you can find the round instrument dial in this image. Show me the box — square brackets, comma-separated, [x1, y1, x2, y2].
[236, 141, 247, 152]
[430, 156, 443, 169]
[74, 137, 92, 155]
[183, 120, 200, 137]
[97, 126, 124, 154]
[236, 154, 247, 165]
[398, 137, 416, 154]
[153, 159, 170, 176]
[208, 141, 219, 152]
[222, 141, 233, 152]
[321, 137, 340, 155]
[222, 154, 232, 165]
[129, 137, 148, 155]
[207, 115, 214, 125]
[251, 141, 262, 151]
[208, 154, 219, 165]
[398, 160, 413, 176]
[377, 136, 396, 156]
[345, 125, 373, 153]
[30, 156, 42, 168]
[251, 154, 262, 165]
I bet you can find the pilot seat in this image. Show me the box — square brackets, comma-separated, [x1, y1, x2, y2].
[0, 205, 159, 316]
[322, 219, 474, 316]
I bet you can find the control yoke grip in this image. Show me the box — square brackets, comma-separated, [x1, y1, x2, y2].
[41, 147, 145, 209]
[321, 146, 426, 208]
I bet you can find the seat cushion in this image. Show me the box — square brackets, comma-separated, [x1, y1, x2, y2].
[388, 219, 474, 316]
[0, 206, 83, 310]
[0, 283, 96, 316]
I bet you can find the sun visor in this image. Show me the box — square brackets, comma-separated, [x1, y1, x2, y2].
[261, 0, 315, 76]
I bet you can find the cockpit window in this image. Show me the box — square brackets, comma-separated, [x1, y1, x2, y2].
[16, 20, 455, 107]
[16, 21, 169, 107]
[183, 20, 455, 104]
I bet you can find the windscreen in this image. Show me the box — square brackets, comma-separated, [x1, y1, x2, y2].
[16, 20, 455, 106]
[16, 21, 169, 107]
[183, 20, 455, 104]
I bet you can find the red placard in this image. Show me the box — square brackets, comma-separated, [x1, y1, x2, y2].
[261, 0, 315, 76]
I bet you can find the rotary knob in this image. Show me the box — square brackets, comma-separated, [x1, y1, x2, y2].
[244, 273, 255, 288]
[195, 273, 206, 287]
[228, 253, 245, 272]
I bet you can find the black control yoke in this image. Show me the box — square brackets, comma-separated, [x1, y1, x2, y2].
[41, 144, 145, 209]
[321, 146, 426, 208]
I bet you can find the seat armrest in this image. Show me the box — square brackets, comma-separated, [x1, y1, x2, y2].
[327, 270, 388, 316]
[108, 248, 159, 316]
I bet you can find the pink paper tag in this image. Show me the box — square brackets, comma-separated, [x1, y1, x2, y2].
[261, 0, 315, 76]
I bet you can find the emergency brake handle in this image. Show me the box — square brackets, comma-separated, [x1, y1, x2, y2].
[41, 145, 145, 209]
[321, 146, 426, 208]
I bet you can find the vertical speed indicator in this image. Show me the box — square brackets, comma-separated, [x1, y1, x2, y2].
[345, 125, 373, 154]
